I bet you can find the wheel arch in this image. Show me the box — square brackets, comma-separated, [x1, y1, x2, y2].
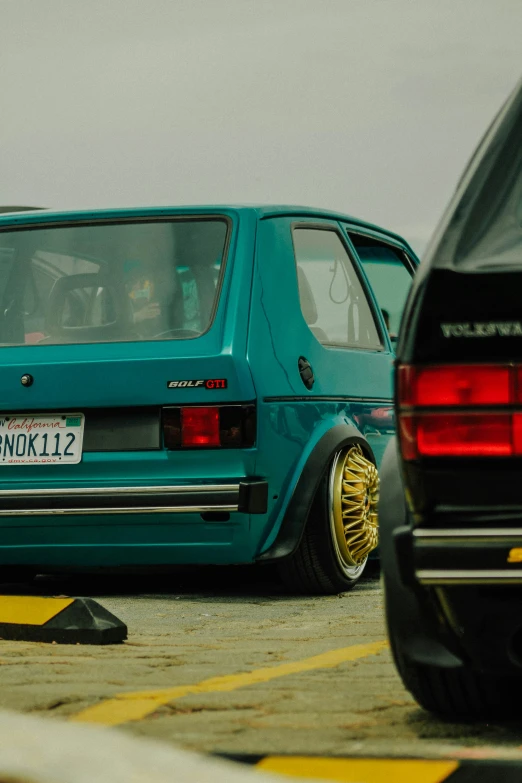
[257, 421, 375, 562]
[379, 438, 465, 669]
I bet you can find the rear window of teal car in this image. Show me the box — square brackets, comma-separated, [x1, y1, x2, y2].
[0, 218, 228, 346]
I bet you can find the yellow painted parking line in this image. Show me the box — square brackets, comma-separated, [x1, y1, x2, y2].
[256, 757, 459, 783]
[0, 596, 74, 625]
[72, 639, 388, 726]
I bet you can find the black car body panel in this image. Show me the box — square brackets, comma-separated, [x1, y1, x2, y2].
[380, 77, 522, 697]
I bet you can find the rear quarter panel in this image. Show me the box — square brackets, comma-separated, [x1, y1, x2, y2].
[247, 216, 397, 555]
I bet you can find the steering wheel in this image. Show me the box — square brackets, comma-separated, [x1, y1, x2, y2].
[153, 328, 202, 339]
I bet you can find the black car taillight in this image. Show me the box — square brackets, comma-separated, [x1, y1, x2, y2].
[162, 404, 256, 449]
[397, 364, 522, 460]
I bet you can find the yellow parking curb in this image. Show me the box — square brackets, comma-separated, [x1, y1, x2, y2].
[0, 595, 74, 625]
[224, 755, 522, 782]
[256, 757, 458, 783]
[0, 595, 127, 644]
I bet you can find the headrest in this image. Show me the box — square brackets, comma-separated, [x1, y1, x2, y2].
[46, 273, 125, 340]
[49, 272, 109, 299]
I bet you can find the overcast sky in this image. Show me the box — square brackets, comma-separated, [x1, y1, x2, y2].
[1, 0, 521, 254]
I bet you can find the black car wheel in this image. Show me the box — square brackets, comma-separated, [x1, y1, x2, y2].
[278, 445, 379, 595]
[385, 576, 522, 719]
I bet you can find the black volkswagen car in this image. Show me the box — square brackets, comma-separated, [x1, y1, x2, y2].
[380, 77, 522, 718]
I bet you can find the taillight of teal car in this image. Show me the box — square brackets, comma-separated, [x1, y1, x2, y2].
[0, 205, 417, 593]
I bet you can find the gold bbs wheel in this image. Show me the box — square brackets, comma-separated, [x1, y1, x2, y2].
[329, 444, 379, 578]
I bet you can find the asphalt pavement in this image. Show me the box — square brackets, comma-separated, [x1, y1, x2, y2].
[1, 566, 522, 764]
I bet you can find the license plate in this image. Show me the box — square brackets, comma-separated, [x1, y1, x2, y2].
[0, 413, 85, 465]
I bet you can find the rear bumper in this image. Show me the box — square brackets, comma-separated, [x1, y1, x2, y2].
[0, 480, 268, 517]
[410, 526, 522, 585]
[392, 524, 522, 673]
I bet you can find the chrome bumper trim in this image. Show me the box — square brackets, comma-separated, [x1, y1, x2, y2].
[0, 483, 242, 517]
[417, 569, 522, 585]
[0, 484, 238, 498]
[414, 528, 522, 538]
[0, 481, 269, 516]
[0, 504, 239, 517]
[413, 528, 522, 544]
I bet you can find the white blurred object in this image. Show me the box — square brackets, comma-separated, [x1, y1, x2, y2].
[0, 709, 326, 783]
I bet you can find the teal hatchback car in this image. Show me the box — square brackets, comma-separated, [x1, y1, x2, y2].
[0, 206, 416, 593]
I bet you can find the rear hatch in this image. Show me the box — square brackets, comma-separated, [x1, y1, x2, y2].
[396, 77, 522, 519]
[0, 210, 256, 490]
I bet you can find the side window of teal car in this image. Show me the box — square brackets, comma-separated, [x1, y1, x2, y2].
[347, 232, 414, 343]
[292, 227, 383, 350]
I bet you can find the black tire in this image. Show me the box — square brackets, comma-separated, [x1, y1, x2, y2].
[389, 623, 522, 719]
[277, 470, 367, 595]
[379, 441, 522, 720]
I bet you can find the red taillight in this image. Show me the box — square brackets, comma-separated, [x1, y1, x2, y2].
[398, 363, 522, 460]
[398, 364, 513, 407]
[181, 407, 220, 447]
[162, 404, 256, 449]
[401, 413, 515, 459]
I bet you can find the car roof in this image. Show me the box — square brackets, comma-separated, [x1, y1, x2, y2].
[0, 204, 411, 249]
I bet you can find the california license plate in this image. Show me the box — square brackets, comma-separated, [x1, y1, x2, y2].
[0, 413, 85, 465]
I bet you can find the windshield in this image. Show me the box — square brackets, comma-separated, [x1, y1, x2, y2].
[0, 218, 228, 346]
